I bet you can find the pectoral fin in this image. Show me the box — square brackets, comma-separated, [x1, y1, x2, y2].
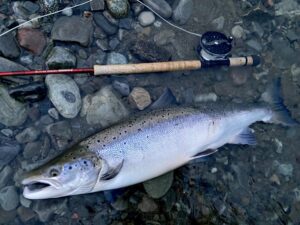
[100, 159, 124, 181]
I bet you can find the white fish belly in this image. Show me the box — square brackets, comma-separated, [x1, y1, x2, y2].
[94, 108, 271, 191]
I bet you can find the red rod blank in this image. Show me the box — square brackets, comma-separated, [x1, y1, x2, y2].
[0, 68, 94, 77]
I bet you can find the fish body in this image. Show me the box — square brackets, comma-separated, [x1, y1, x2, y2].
[22, 80, 298, 199]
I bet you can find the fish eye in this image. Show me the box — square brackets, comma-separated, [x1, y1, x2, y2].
[49, 168, 60, 177]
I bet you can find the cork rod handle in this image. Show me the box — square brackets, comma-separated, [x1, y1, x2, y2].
[94, 60, 201, 75]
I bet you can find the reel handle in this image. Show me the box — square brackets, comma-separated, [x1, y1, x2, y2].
[93, 55, 260, 75]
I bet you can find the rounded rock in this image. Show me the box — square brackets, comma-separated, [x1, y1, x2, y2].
[172, 0, 194, 25]
[129, 87, 152, 110]
[0, 186, 19, 211]
[106, 0, 129, 18]
[143, 171, 174, 199]
[138, 11, 155, 26]
[46, 75, 82, 119]
[231, 25, 245, 39]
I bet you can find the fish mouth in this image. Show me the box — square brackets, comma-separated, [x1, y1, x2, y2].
[22, 178, 62, 199]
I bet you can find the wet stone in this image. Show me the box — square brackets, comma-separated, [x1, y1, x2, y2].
[0, 31, 20, 58]
[0, 208, 17, 224]
[109, 37, 120, 50]
[231, 25, 245, 39]
[0, 56, 28, 72]
[129, 87, 152, 110]
[143, 171, 174, 199]
[19, 194, 32, 208]
[277, 163, 293, 177]
[17, 28, 46, 55]
[15, 127, 40, 143]
[0, 85, 28, 127]
[82, 86, 129, 127]
[143, 0, 172, 19]
[94, 13, 118, 35]
[51, 16, 93, 46]
[0, 142, 21, 167]
[111, 197, 128, 211]
[48, 108, 59, 120]
[138, 196, 158, 212]
[112, 80, 130, 96]
[131, 40, 172, 62]
[0, 186, 19, 211]
[1, 128, 13, 137]
[90, 0, 105, 11]
[61, 6, 72, 16]
[119, 18, 133, 30]
[17, 206, 36, 223]
[96, 39, 110, 51]
[46, 74, 82, 118]
[106, 0, 129, 18]
[0, 165, 13, 189]
[138, 11, 155, 26]
[172, 0, 194, 25]
[23, 141, 42, 159]
[46, 121, 72, 149]
[33, 199, 68, 222]
[46, 46, 76, 69]
[106, 52, 128, 64]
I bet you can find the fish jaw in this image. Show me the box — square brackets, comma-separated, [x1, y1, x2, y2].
[22, 176, 65, 199]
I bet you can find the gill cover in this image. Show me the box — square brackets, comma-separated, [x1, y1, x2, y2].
[22, 145, 102, 199]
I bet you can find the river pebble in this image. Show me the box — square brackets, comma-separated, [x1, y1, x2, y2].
[138, 11, 155, 26]
[0, 143, 21, 167]
[51, 16, 93, 46]
[15, 127, 40, 143]
[129, 87, 152, 110]
[82, 86, 129, 127]
[106, 0, 129, 18]
[138, 196, 158, 212]
[112, 80, 130, 96]
[17, 206, 36, 223]
[46, 46, 76, 69]
[143, 171, 174, 199]
[17, 28, 46, 55]
[94, 13, 118, 35]
[106, 52, 128, 64]
[46, 75, 82, 119]
[0, 186, 19, 211]
[0, 166, 13, 189]
[0, 85, 28, 127]
[172, 0, 194, 24]
[143, 0, 172, 18]
[0, 32, 20, 58]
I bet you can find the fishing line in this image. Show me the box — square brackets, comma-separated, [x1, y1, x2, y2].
[135, 0, 202, 37]
[0, 0, 93, 37]
[0, 0, 202, 38]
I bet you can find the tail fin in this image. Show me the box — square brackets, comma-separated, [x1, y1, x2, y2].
[261, 78, 299, 126]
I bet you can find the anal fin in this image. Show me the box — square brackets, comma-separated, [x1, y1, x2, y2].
[229, 128, 256, 145]
[191, 149, 218, 160]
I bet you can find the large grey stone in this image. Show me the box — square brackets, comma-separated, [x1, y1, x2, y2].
[106, 52, 127, 65]
[0, 186, 19, 211]
[0, 32, 20, 58]
[81, 86, 129, 127]
[93, 13, 118, 35]
[46, 46, 76, 69]
[51, 16, 93, 46]
[15, 127, 41, 144]
[46, 75, 82, 119]
[0, 166, 13, 189]
[0, 142, 21, 167]
[143, 0, 172, 18]
[0, 85, 28, 127]
[172, 0, 193, 25]
[143, 171, 174, 199]
[0, 56, 27, 72]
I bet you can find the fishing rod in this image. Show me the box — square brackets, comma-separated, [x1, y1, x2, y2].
[0, 32, 260, 77]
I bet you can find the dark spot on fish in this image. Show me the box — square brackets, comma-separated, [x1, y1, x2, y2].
[119, 133, 121, 135]
[124, 142, 126, 145]
[103, 144, 106, 147]
[138, 128, 141, 132]
[73, 157, 76, 160]
[84, 161, 87, 165]
[147, 135, 149, 138]
[86, 145, 89, 149]
[61, 90, 76, 103]
[69, 166, 72, 170]
[113, 137, 116, 140]
[124, 131, 127, 133]
[97, 140, 100, 143]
